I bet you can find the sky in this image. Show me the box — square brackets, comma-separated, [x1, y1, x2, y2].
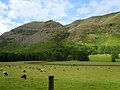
[0, 0, 120, 35]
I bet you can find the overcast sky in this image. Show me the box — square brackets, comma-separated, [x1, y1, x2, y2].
[0, 0, 120, 35]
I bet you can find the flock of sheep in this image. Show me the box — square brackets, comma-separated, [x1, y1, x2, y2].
[0, 65, 79, 79]
[0, 66, 27, 79]
[0, 64, 57, 79]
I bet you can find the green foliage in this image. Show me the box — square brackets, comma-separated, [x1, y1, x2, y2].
[75, 51, 89, 61]
[67, 55, 73, 61]
[111, 51, 119, 62]
[0, 12, 120, 61]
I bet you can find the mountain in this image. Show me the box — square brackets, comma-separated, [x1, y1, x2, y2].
[0, 20, 66, 44]
[0, 12, 120, 52]
[66, 11, 120, 46]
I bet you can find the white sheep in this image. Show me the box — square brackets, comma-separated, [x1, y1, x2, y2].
[0, 68, 3, 71]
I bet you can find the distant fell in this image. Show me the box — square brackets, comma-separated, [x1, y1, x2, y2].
[0, 11, 120, 52]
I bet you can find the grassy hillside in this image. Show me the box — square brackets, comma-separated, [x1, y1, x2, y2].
[66, 12, 120, 46]
[0, 12, 120, 53]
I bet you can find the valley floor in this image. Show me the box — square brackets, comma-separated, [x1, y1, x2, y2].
[0, 54, 120, 90]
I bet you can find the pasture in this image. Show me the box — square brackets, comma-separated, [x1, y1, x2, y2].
[0, 54, 120, 90]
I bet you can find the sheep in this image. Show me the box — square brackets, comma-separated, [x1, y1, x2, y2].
[40, 69, 43, 72]
[77, 68, 79, 70]
[108, 67, 110, 69]
[63, 69, 65, 71]
[3, 71, 8, 76]
[19, 66, 22, 69]
[21, 74, 27, 79]
[38, 69, 46, 72]
[23, 70, 26, 73]
[38, 68, 41, 71]
[0, 68, 3, 71]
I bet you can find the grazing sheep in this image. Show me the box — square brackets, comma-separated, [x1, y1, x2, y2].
[0, 68, 3, 71]
[77, 68, 79, 70]
[21, 74, 27, 79]
[19, 66, 22, 69]
[108, 67, 110, 69]
[40, 69, 43, 72]
[38, 68, 41, 71]
[39, 69, 46, 72]
[63, 69, 65, 71]
[3, 71, 8, 76]
[23, 70, 26, 73]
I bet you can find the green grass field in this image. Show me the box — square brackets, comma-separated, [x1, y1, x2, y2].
[0, 54, 120, 90]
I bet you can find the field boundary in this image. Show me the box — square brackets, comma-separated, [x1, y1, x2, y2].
[24, 61, 120, 66]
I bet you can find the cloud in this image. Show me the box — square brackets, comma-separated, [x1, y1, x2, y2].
[0, 0, 120, 35]
[0, 16, 21, 35]
[0, 23, 9, 35]
[0, 1, 8, 15]
[77, 0, 120, 18]
[0, 0, 74, 35]
[7, 0, 73, 20]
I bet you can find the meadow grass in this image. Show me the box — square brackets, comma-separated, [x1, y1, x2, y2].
[0, 54, 120, 90]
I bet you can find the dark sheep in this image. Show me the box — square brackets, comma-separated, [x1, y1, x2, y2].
[3, 71, 8, 76]
[39, 69, 46, 72]
[38, 69, 41, 71]
[77, 68, 79, 70]
[19, 66, 22, 69]
[108, 67, 110, 69]
[40, 69, 43, 72]
[21, 74, 27, 79]
[23, 70, 26, 73]
[63, 69, 65, 71]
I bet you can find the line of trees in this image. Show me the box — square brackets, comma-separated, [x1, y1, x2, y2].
[0, 44, 119, 62]
[86, 45, 120, 55]
[0, 46, 89, 61]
